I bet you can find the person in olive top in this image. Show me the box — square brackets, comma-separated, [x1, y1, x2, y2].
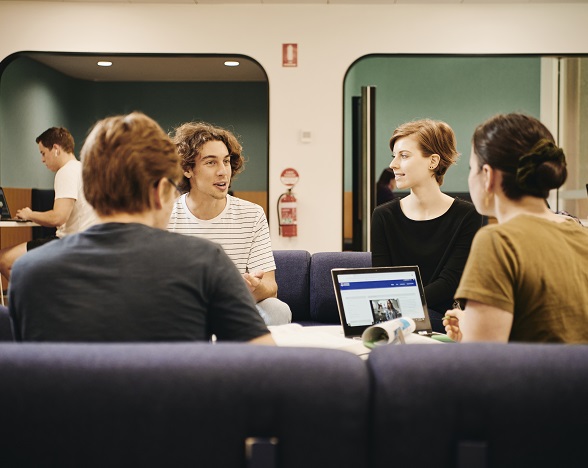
[371, 119, 483, 333]
[444, 113, 588, 344]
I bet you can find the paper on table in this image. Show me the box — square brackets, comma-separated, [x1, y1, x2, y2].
[269, 324, 360, 349]
[268, 322, 440, 357]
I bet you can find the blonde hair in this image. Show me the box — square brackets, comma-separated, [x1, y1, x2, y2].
[81, 112, 182, 216]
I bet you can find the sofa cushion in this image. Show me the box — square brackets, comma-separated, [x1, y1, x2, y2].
[309, 251, 371, 323]
[273, 250, 311, 322]
[0, 343, 370, 468]
[368, 343, 588, 468]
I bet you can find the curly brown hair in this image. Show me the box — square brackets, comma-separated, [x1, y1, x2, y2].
[171, 122, 245, 192]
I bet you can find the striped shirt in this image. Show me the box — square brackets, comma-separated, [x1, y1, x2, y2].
[168, 194, 276, 274]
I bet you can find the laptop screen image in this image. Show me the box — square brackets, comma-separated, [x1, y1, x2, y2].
[332, 266, 432, 338]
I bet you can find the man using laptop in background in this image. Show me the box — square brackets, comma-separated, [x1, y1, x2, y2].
[9, 112, 275, 344]
[168, 122, 291, 326]
[0, 127, 97, 279]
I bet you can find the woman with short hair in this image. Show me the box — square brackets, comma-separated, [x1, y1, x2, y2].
[371, 119, 483, 332]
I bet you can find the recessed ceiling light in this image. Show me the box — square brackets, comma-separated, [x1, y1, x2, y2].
[224, 61, 240, 67]
[97, 61, 113, 67]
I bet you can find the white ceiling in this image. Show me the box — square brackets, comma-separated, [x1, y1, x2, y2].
[12, 0, 588, 82]
[24, 53, 268, 82]
[2, 0, 587, 3]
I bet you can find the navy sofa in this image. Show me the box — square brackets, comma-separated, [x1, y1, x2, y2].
[274, 250, 371, 325]
[3, 251, 588, 467]
[1, 342, 587, 467]
[0, 343, 370, 468]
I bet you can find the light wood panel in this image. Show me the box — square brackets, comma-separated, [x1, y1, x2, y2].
[232, 191, 268, 218]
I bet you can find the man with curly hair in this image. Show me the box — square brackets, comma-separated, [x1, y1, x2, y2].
[168, 122, 291, 326]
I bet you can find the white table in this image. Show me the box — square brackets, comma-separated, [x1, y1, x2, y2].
[268, 324, 441, 359]
[0, 220, 38, 227]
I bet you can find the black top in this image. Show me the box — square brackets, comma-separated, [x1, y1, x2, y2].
[371, 197, 483, 311]
[9, 223, 269, 343]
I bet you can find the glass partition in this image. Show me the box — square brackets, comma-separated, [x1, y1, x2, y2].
[343, 55, 588, 251]
[0, 52, 270, 215]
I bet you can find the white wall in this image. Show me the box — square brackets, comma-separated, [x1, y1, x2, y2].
[1, 2, 588, 253]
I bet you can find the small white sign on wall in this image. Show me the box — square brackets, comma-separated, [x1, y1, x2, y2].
[282, 44, 298, 67]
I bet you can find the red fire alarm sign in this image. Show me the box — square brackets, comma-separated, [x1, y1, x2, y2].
[282, 44, 298, 67]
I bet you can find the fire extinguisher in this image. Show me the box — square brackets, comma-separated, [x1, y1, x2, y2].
[278, 189, 297, 237]
[278, 168, 299, 237]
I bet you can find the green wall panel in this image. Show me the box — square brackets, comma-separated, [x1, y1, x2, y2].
[0, 56, 268, 192]
[344, 55, 541, 193]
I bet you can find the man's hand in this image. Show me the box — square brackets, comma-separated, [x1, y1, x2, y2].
[15, 207, 33, 221]
[243, 270, 265, 294]
[242, 270, 278, 303]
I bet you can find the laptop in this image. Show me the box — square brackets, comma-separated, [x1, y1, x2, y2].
[0, 187, 30, 222]
[331, 265, 433, 339]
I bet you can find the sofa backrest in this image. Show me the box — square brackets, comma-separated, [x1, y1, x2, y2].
[367, 342, 588, 468]
[2, 341, 588, 467]
[273, 249, 312, 323]
[309, 251, 372, 323]
[0, 343, 369, 468]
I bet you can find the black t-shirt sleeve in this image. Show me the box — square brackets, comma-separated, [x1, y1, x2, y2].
[206, 247, 270, 342]
[424, 203, 483, 309]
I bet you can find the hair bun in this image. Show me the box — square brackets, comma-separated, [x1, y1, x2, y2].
[516, 139, 567, 197]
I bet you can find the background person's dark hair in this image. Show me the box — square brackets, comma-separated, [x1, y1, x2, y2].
[472, 113, 567, 200]
[377, 168, 395, 186]
[35, 127, 75, 154]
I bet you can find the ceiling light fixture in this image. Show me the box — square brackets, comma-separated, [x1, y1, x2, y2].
[224, 61, 240, 67]
[97, 61, 113, 67]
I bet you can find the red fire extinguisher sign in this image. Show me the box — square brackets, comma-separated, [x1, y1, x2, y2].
[278, 168, 299, 237]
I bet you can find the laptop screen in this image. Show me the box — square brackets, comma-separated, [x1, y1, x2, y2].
[331, 266, 431, 337]
[0, 187, 12, 219]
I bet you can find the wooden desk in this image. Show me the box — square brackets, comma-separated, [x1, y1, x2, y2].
[0, 221, 37, 227]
